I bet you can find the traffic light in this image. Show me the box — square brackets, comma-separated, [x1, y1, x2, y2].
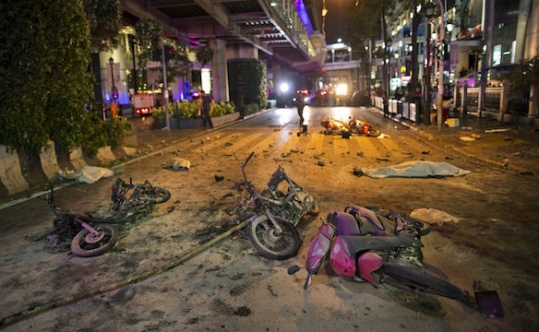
[437, 41, 444, 60]
[164, 45, 175, 62]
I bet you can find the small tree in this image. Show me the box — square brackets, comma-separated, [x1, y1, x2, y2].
[196, 46, 214, 66]
[135, 18, 163, 69]
[503, 54, 539, 115]
[154, 43, 193, 92]
[504, 55, 539, 91]
[0, 0, 94, 153]
[84, 0, 122, 52]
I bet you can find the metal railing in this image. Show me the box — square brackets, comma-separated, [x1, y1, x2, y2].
[371, 84, 536, 126]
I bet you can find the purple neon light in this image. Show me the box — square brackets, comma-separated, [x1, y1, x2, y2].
[295, 0, 313, 35]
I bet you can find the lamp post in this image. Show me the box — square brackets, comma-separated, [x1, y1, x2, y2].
[421, 1, 444, 130]
[109, 57, 116, 102]
[384, 38, 392, 117]
[127, 35, 138, 94]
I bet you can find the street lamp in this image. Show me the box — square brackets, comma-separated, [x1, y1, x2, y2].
[109, 57, 117, 102]
[421, 1, 445, 130]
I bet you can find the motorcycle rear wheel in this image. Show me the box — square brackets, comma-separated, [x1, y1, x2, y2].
[367, 128, 381, 137]
[71, 224, 117, 257]
[380, 263, 465, 300]
[248, 215, 301, 260]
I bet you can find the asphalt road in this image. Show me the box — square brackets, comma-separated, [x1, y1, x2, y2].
[1, 106, 538, 331]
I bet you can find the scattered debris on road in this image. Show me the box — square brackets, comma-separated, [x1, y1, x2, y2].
[356, 161, 470, 179]
[169, 158, 190, 171]
[59, 166, 114, 184]
[410, 208, 459, 226]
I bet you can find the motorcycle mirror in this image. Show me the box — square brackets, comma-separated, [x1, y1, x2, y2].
[287, 265, 301, 275]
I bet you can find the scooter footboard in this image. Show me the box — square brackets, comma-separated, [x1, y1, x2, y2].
[338, 234, 423, 254]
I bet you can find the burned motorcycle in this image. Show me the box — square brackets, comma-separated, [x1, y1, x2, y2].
[235, 152, 319, 260]
[321, 117, 381, 137]
[303, 204, 466, 301]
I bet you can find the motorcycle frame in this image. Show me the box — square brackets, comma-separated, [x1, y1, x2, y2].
[236, 152, 315, 230]
[46, 189, 105, 244]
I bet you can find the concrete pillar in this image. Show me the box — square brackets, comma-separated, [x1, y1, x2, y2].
[211, 39, 229, 102]
[39, 141, 61, 180]
[0, 146, 29, 195]
[227, 43, 258, 60]
[515, 0, 533, 61]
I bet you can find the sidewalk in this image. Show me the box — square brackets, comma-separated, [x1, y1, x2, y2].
[378, 109, 539, 175]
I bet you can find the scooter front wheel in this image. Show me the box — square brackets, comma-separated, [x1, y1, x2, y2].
[248, 215, 301, 260]
[70, 224, 117, 257]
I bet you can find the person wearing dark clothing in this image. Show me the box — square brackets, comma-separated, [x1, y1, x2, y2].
[201, 90, 213, 129]
[295, 92, 305, 126]
[413, 87, 422, 122]
[383, 95, 389, 118]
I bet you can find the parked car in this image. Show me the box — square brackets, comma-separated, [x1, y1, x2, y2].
[186, 89, 202, 101]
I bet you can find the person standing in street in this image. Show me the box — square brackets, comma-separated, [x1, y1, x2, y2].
[295, 91, 305, 127]
[201, 90, 213, 129]
[413, 87, 422, 122]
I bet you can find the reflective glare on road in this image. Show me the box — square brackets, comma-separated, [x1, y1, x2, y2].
[322, 106, 354, 121]
[273, 108, 296, 126]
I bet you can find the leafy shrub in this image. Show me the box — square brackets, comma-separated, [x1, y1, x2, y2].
[210, 102, 236, 117]
[241, 103, 259, 116]
[81, 113, 107, 155]
[152, 105, 166, 120]
[152, 101, 199, 120]
[103, 116, 133, 148]
[81, 115, 133, 155]
[178, 100, 200, 118]
[154, 99, 236, 120]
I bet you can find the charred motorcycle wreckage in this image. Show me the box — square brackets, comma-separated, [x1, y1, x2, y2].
[235, 152, 319, 260]
[45, 178, 170, 256]
[321, 117, 381, 137]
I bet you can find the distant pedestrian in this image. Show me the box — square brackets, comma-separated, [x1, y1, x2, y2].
[201, 90, 213, 129]
[295, 91, 305, 126]
[383, 95, 389, 118]
[413, 87, 422, 122]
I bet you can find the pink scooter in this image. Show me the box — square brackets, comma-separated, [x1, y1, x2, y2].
[303, 204, 466, 300]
